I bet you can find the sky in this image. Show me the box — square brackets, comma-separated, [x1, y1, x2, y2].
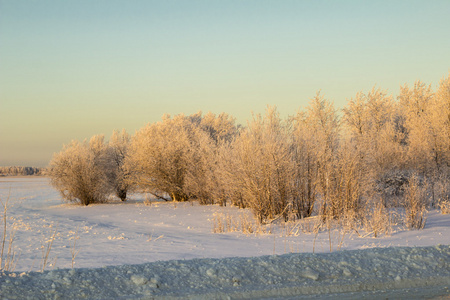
[1, 0, 450, 167]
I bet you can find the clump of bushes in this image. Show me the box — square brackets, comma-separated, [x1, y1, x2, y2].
[48, 74, 450, 234]
[49, 131, 131, 206]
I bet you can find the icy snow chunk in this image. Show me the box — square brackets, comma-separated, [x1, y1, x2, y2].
[342, 268, 352, 277]
[301, 267, 319, 281]
[206, 268, 217, 277]
[62, 276, 72, 285]
[131, 275, 148, 286]
[150, 275, 161, 284]
[232, 276, 241, 286]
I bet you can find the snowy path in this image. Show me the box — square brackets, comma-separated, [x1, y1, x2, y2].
[1, 245, 450, 299]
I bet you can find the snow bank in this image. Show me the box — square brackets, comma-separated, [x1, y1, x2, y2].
[1, 245, 449, 299]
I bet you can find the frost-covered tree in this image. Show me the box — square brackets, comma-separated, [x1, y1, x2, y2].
[421, 75, 450, 205]
[229, 106, 294, 223]
[105, 129, 132, 201]
[182, 125, 217, 204]
[199, 112, 238, 144]
[398, 81, 434, 174]
[343, 87, 406, 207]
[185, 112, 239, 205]
[302, 92, 340, 218]
[333, 138, 364, 215]
[127, 115, 190, 201]
[127, 113, 220, 202]
[290, 110, 318, 218]
[344, 87, 403, 176]
[126, 111, 239, 204]
[427, 75, 450, 174]
[48, 135, 110, 206]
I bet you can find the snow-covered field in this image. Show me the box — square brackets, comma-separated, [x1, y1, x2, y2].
[1, 177, 450, 299]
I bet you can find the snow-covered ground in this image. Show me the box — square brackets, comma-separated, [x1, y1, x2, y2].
[1, 177, 450, 299]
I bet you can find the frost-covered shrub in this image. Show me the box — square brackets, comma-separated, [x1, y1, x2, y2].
[45, 73, 450, 229]
[127, 113, 229, 203]
[403, 174, 427, 230]
[440, 201, 450, 214]
[48, 136, 110, 206]
[376, 171, 409, 197]
[229, 106, 294, 223]
[185, 112, 239, 206]
[126, 115, 193, 201]
[433, 175, 450, 214]
[290, 93, 341, 220]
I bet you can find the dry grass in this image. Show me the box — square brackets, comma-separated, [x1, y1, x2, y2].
[278, 215, 323, 236]
[1, 194, 75, 272]
[147, 229, 164, 242]
[71, 226, 81, 269]
[212, 212, 268, 235]
[403, 175, 427, 230]
[0, 195, 19, 272]
[362, 201, 392, 238]
[40, 225, 58, 272]
[1, 195, 68, 272]
[143, 193, 153, 206]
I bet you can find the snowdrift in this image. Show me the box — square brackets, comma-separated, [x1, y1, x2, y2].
[1, 245, 450, 299]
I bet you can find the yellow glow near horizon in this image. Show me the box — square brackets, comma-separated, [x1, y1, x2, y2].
[1, 0, 450, 166]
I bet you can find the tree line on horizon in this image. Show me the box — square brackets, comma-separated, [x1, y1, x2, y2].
[0, 166, 46, 176]
[48, 74, 450, 228]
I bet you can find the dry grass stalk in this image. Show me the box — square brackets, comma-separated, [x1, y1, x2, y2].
[143, 193, 152, 206]
[404, 175, 427, 230]
[212, 212, 266, 235]
[240, 213, 258, 235]
[41, 225, 58, 272]
[336, 211, 358, 251]
[281, 220, 302, 237]
[212, 213, 227, 233]
[0, 195, 19, 272]
[363, 201, 392, 238]
[297, 216, 321, 234]
[312, 217, 323, 253]
[71, 226, 81, 269]
[147, 229, 164, 242]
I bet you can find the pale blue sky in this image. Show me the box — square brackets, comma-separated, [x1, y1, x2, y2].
[1, 0, 449, 167]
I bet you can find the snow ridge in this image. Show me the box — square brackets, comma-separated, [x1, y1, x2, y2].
[1, 245, 449, 299]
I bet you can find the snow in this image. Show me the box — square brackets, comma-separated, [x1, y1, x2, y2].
[1, 245, 450, 299]
[1, 177, 450, 299]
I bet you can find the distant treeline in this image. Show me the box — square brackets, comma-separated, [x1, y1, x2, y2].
[0, 166, 46, 176]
